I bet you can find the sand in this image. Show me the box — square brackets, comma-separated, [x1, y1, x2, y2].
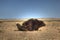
[0, 18, 60, 40]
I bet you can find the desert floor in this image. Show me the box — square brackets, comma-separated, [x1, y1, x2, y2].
[0, 18, 60, 40]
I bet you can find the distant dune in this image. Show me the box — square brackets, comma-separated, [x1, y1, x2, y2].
[0, 18, 60, 22]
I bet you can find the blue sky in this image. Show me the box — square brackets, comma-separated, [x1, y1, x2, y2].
[0, 0, 60, 18]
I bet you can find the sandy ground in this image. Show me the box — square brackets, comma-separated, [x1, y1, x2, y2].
[0, 19, 60, 40]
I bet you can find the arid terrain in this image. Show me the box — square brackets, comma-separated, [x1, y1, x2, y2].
[0, 18, 60, 40]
